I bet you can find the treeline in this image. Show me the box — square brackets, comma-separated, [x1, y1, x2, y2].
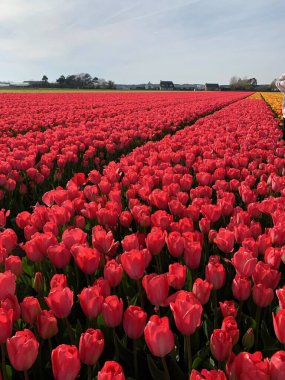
[229, 76, 277, 91]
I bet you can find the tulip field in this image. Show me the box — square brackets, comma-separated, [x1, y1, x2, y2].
[1, 90, 285, 380]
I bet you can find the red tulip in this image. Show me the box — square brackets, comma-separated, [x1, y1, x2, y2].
[45, 286, 73, 318]
[102, 295, 123, 327]
[37, 310, 58, 339]
[52, 344, 81, 380]
[170, 291, 202, 335]
[232, 274, 251, 301]
[121, 249, 146, 280]
[142, 273, 169, 306]
[98, 361, 125, 380]
[166, 231, 185, 257]
[7, 329, 39, 371]
[0, 307, 13, 343]
[144, 315, 174, 357]
[20, 297, 42, 325]
[221, 317, 239, 345]
[5, 256, 23, 277]
[214, 229, 235, 254]
[273, 310, 285, 344]
[205, 256, 226, 290]
[104, 259, 123, 287]
[192, 278, 213, 305]
[210, 329, 232, 362]
[78, 286, 104, 319]
[123, 306, 147, 339]
[0, 270, 16, 300]
[226, 351, 270, 380]
[167, 263, 186, 289]
[71, 245, 101, 274]
[270, 351, 285, 380]
[252, 284, 273, 307]
[79, 329, 104, 365]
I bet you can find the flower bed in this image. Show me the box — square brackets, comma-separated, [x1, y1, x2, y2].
[0, 97, 284, 379]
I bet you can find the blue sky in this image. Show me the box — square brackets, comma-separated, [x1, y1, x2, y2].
[0, 0, 284, 84]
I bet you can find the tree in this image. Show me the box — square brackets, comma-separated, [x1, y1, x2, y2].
[229, 76, 240, 86]
[42, 75, 48, 83]
[107, 80, 115, 89]
[56, 75, 66, 87]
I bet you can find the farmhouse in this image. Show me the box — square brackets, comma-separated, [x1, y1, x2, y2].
[160, 81, 175, 90]
[205, 83, 220, 91]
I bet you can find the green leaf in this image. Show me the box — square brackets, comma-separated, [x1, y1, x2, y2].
[192, 345, 210, 369]
[114, 332, 133, 365]
[147, 355, 165, 380]
[168, 354, 187, 380]
[261, 320, 279, 349]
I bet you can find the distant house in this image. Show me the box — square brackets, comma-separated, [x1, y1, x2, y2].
[205, 83, 220, 91]
[145, 82, 160, 90]
[160, 81, 175, 90]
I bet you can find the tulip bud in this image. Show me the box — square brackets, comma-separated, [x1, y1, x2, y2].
[103, 259, 123, 288]
[45, 287, 73, 318]
[0, 307, 13, 343]
[5, 256, 23, 277]
[78, 286, 104, 319]
[33, 272, 44, 293]
[123, 306, 147, 340]
[242, 328, 254, 350]
[192, 278, 213, 305]
[273, 310, 285, 344]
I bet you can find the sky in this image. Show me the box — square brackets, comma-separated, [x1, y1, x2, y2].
[0, 0, 284, 84]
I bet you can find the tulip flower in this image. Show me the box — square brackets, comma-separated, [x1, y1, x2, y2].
[52, 344, 81, 380]
[98, 361, 125, 380]
[79, 329, 104, 365]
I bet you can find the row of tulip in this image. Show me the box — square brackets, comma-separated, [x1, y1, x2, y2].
[260, 93, 283, 121]
[0, 92, 249, 212]
[1, 96, 285, 379]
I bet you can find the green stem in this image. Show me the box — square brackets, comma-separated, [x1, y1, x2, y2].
[137, 279, 144, 308]
[113, 328, 118, 361]
[254, 306, 262, 350]
[1, 344, 7, 380]
[133, 339, 138, 379]
[65, 318, 75, 345]
[155, 255, 162, 274]
[161, 357, 170, 380]
[213, 289, 218, 329]
[24, 370, 29, 380]
[237, 300, 244, 327]
[88, 365, 92, 380]
[186, 335, 192, 374]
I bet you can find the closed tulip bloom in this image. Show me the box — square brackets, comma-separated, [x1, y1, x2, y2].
[0, 270, 16, 300]
[205, 258, 226, 290]
[71, 245, 101, 274]
[7, 329, 39, 371]
[166, 231, 185, 258]
[167, 263, 186, 290]
[78, 286, 104, 319]
[192, 278, 213, 305]
[221, 317, 239, 345]
[214, 229, 235, 254]
[20, 297, 42, 325]
[142, 273, 169, 306]
[170, 291, 203, 335]
[52, 344, 81, 380]
[146, 227, 166, 255]
[98, 361, 125, 380]
[273, 310, 285, 344]
[5, 256, 23, 277]
[184, 240, 202, 270]
[123, 306, 147, 340]
[47, 243, 71, 269]
[232, 249, 257, 278]
[121, 249, 146, 280]
[33, 272, 44, 293]
[37, 310, 58, 339]
[270, 351, 285, 380]
[79, 329, 104, 365]
[252, 284, 273, 308]
[104, 259, 123, 287]
[0, 307, 13, 343]
[0, 294, 21, 321]
[232, 274, 251, 301]
[276, 286, 285, 309]
[50, 274, 67, 289]
[45, 286, 73, 318]
[210, 329, 232, 362]
[144, 315, 174, 357]
[102, 296, 123, 327]
[252, 261, 280, 290]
